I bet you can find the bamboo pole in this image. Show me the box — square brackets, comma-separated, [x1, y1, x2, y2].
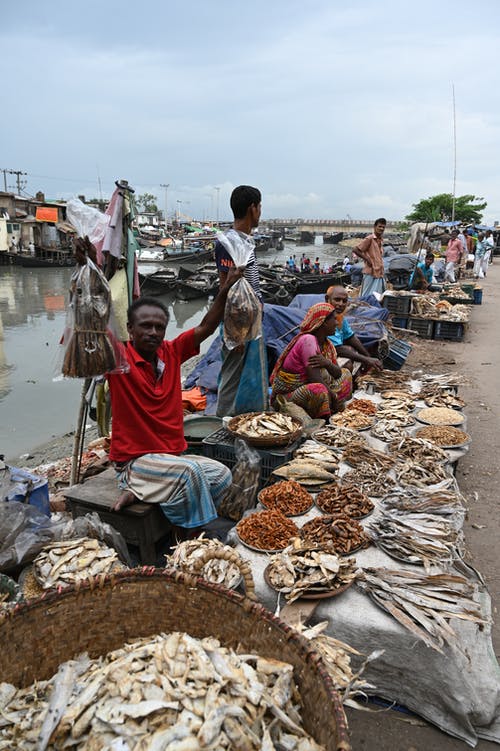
[70, 377, 91, 486]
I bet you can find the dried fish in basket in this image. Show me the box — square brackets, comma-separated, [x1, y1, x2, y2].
[236, 509, 299, 551]
[300, 515, 371, 555]
[315, 483, 374, 518]
[294, 440, 340, 471]
[357, 567, 489, 652]
[312, 424, 367, 451]
[271, 459, 338, 485]
[259, 480, 314, 516]
[266, 537, 357, 603]
[33, 537, 124, 590]
[345, 398, 378, 415]
[228, 411, 302, 447]
[370, 419, 408, 442]
[366, 509, 464, 569]
[380, 486, 466, 517]
[395, 459, 453, 489]
[342, 443, 397, 472]
[389, 435, 448, 465]
[341, 464, 396, 497]
[330, 410, 375, 431]
[415, 425, 470, 448]
[165, 534, 243, 588]
[416, 407, 465, 426]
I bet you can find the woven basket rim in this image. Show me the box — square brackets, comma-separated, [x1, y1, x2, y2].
[0, 567, 350, 750]
[227, 411, 303, 447]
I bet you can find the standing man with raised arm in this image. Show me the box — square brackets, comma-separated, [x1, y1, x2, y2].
[354, 218, 387, 297]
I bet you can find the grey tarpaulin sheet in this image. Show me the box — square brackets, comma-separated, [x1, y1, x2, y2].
[228, 392, 500, 747]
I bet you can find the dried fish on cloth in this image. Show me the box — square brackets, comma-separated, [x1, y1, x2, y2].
[315, 483, 374, 518]
[380, 487, 466, 517]
[357, 568, 489, 653]
[293, 440, 340, 471]
[395, 460, 453, 489]
[165, 535, 243, 588]
[419, 385, 466, 410]
[330, 411, 375, 430]
[370, 418, 408, 442]
[358, 370, 411, 392]
[266, 537, 357, 602]
[0, 631, 328, 750]
[32, 538, 124, 589]
[388, 435, 448, 465]
[300, 515, 371, 555]
[311, 424, 367, 451]
[366, 510, 464, 569]
[342, 443, 397, 473]
[341, 465, 396, 497]
[374, 404, 416, 426]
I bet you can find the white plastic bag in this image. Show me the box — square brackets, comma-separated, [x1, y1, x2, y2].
[67, 197, 110, 244]
[217, 230, 262, 350]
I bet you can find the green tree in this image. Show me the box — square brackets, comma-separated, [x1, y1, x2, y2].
[136, 192, 158, 213]
[406, 194, 487, 224]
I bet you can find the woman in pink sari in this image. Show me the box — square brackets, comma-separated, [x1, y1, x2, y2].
[270, 303, 353, 419]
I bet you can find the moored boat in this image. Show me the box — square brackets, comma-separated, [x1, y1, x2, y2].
[138, 268, 178, 295]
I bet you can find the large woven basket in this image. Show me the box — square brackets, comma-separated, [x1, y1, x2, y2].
[228, 411, 303, 448]
[0, 569, 350, 751]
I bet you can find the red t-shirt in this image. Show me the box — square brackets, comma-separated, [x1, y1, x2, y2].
[108, 329, 199, 463]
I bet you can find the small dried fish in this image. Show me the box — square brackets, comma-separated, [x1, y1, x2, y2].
[33, 538, 123, 590]
[375, 405, 416, 426]
[330, 411, 375, 430]
[380, 487, 466, 517]
[415, 425, 470, 447]
[416, 407, 465, 426]
[165, 535, 243, 588]
[231, 412, 298, 439]
[341, 465, 396, 497]
[316, 483, 374, 518]
[294, 440, 340, 470]
[389, 435, 448, 465]
[420, 386, 466, 410]
[370, 419, 407, 442]
[395, 459, 452, 488]
[342, 443, 397, 472]
[300, 515, 371, 555]
[312, 425, 367, 451]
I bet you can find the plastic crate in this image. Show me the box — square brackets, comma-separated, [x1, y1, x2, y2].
[391, 316, 408, 329]
[383, 338, 412, 371]
[434, 321, 465, 341]
[201, 427, 302, 488]
[383, 295, 412, 316]
[473, 288, 483, 304]
[440, 295, 474, 305]
[407, 317, 435, 339]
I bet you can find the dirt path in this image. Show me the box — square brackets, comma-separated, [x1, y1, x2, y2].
[348, 264, 500, 749]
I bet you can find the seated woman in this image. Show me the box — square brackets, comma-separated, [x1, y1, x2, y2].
[270, 303, 352, 419]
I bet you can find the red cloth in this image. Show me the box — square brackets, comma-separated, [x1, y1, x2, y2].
[108, 329, 199, 463]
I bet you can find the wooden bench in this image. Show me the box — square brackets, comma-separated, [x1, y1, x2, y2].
[63, 468, 172, 565]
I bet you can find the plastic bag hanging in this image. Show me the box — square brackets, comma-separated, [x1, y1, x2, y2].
[217, 229, 262, 350]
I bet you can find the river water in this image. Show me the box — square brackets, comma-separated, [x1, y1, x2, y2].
[0, 242, 345, 460]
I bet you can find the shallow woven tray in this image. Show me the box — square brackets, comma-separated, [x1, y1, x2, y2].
[227, 411, 303, 447]
[0, 569, 349, 751]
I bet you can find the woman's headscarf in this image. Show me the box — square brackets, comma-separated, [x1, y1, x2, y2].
[300, 303, 335, 334]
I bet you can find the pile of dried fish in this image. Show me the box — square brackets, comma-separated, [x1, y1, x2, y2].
[380, 389, 417, 410]
[412, 371, 465, 389]
[358, 371, 411, 392]
[165, 535, 242, 589]
[357, 568, 489, 652]
[259, 480, 313, 516]
[300, 515, 370, 555]
[311, 424, 367, 451]
[375, 403, 416, 426]
[415, 425, 470, 447]
[229, 412, 299, 440]
[345, 398, 378, 415]
[420, 387, 465, 410]
[272, 459, 338, 485]
[316, 483, 374, 518]
[0, 631, 328, 750]
[32, 538, 123, 590]
[293, 440, 340, 471]
[366, 510, 463, 569]
[380, 487, 465, 517]
[266, 537, 357, 602]
[417, 407, 465, 427]
[236, 509, 299, 551]
[370, 419, 407, 442]
[342, 443, 396, 472]
[389, 435, 448, 465]
[330, 411, 374, 430]
[298, 621, 379, 700]
[395, 460, 452, 488]
[341, 466, 396, 497]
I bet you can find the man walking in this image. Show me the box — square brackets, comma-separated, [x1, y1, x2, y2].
[444, 229, 463, 283]
[354, 218, 387, 297]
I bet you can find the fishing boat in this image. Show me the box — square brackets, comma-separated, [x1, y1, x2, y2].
[138, 268, 178, 295]
[7, 248, 75, 267]
[292, 270, 351, 294]
[175, 264, 219, 301]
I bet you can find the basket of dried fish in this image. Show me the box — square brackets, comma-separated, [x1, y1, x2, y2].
[0, 569, 350, 751]
[311, 424, 367, 451]
[164, 535, 247, 590]
[415, 425, 470, 449]
[315, 483, 374, 518]
[227, 411, 303, 447]
[235, 508, 299, 552]
[416, 407, 465, 427]
[300, 515, 371, 556]
[341, 465, 397, 497]
[264, 538, 357, 602]
[329, 410, 375, 431]
[258, 480, 314, 516]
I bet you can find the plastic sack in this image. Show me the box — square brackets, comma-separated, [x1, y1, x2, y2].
[60, 242, 128, 377]
[217, 230, 262, 350]
[217, 438, 261, 522]
[66, 197, 110, 245]
[0, 463, 50, 516]
[0, 502, 131, 571]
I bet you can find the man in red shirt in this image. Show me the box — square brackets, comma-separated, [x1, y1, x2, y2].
[444, 229, 463, 283]
[108, 268, 241, 532]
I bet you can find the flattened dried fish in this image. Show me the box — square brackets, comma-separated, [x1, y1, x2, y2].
[165, 535, 243, 589]
[33, 538, 123, 590]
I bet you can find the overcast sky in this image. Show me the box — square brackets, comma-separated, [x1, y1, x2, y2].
[2, 0, 499, 223]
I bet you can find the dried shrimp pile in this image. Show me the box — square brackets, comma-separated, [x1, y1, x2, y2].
[312, 425, 366, 450]
[315, 483, 374, 518]
[165, 536, 242, 588]
[329, 410, 375, 430]
[370, 419, 407, 442]
[300, 515, 370, 555]
[0, 632, 327, 750]
[266, 537, 357, 602]
[389, 435, 448, 464]
[236, 509, 298, 551]
[341, 466, 396, 497]
[293, 440, 340, 470]
[415, 425, 469, 447]
[417, 407, 465, 426]
[259, 481, 313, 516]
[345, 398, 378, 415]
[342, 443, 396, 472]
[33, 538, 123, 590]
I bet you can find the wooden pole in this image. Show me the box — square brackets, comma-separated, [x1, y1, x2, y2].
[70, 377, 91, 486]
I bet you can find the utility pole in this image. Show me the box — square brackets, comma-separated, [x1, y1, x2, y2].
[214, 186, 220, 226]
[1, 168, 27, 194]
[160, 183, 169, 231]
